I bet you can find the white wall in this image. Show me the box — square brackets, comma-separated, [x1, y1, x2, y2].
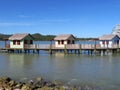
[100, 41, 112, 48]
[55, 40, 67, 48]
[9, 35, 33, 49]
[10, 41, 24, 49]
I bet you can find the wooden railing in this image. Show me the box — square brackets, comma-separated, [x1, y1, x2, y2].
[24, 44, 50, 49]
[24, 44, 120, 49]
[5, 44, 120, 50]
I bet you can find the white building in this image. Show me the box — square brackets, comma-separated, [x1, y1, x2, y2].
[99, 34, 120, 48]
[54, 34, 75, 48]
[9, 33, 34, 49]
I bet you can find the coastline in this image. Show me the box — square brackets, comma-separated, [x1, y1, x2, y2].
[0, 76, 97, 90]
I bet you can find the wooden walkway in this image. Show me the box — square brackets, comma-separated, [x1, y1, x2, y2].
[0, 44, 120, 55]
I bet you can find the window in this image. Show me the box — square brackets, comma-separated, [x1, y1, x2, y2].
[117, 40, 119, 44]
[106, 41, 109, 45]
[17, 40, 20, 45]
[61, 40, 64, 44]
[24, 40, 28, 44]
[67, 40, 70, 44]
[58, 40, 60, 44]
[30, 40, 33, 44]
[13, 40, 16, 45]
[72, 40, 75, 44]
[102, 41, 105, 44]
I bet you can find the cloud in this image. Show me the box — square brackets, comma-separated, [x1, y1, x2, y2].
[38, 19, 71, 23]
[18, 15, 30, 18]
[0, 19, 71, 26]
[0, 22, 33, 26]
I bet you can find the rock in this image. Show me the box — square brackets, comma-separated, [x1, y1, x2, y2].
[5, 87, 12, 90]
[0, 77, 96, 90]
[14, 89, 21, 90]
[38, 86, 54, 90]
[84, 85, 92, 90]
[15, 83, 23, 89]
[36, 77, 42, 82]
[0, 77, 11, 83]
[46, 82, 56, 87]
[9, 80, 15, 87]
[52, 80, 63, 86]
[70, 87, 77, 90]
[59, 86, 66, 90]
[21, 85, 31, 90]
[29, 80, 34, 85]
[54, 87, 59, 90]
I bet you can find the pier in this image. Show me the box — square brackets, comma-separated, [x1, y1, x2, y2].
[0, 43, 120, 55]
[0, 33, 120, 55]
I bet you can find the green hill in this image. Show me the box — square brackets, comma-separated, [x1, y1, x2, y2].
[0, 34, 11, 40]
[0, 33, 56, 41]
[0, 33, 97, 41]
[32, 33, 56, 41]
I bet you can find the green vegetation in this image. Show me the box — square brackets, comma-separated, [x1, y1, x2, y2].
[0, 34, 11, 40]
[0, 33, 98, 41]
[0, 33, 56, 41]
[32, 33, 56, 41]
[76, 37, 99, 41]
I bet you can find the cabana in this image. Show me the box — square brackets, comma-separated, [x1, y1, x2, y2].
[54, 34, 75, 48]
[9, 33, 34, 49]
[99, 34, 120, 48]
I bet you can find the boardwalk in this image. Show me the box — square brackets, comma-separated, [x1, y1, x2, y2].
[0, 43, 120, 55]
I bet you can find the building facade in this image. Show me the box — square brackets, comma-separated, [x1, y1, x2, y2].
[99, 34, 120, 48]
[54, 34, 75, 48]
[9, 33, 34, 49]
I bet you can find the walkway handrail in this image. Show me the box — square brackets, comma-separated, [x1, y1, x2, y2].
[24, 44, 120, 50]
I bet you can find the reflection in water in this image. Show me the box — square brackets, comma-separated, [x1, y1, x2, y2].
[55, 52, 65, 58]
[1, 53, 40, 80]
[0, 53, 120, 89]
[9, 54, 25, 68]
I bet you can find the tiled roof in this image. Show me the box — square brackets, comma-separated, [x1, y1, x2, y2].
[9, 33, 30, 40]
[54, 34, 75, 40]
[99, 34, 117, 40]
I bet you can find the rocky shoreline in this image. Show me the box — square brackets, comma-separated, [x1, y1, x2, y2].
[0, 77, 99, 90]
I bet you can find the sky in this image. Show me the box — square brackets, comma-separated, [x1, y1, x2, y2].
[0, 0, 120, 38]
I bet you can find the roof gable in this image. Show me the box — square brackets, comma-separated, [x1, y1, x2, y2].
[9, 33, 33, 40]
[99, 34, 119, 40]
[116, 34, 120, 38]
[54, 34, 75, 40]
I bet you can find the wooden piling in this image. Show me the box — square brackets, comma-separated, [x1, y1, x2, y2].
[64, 45, 67, 54]
[49, 44, 52, 54]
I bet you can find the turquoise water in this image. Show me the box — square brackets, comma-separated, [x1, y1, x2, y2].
[0, 41, 120, 89]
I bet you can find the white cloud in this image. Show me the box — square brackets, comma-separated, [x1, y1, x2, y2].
[0, 22, 32, 26]
[37, 19, 71, 24]
[18, 15, 29, 18]
[0, 19, 71, 26]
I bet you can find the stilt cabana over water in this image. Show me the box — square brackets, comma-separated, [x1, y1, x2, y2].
[54, 34, 75, 48]
[99, 34, 120, 48]
[1, 33, 120, 55]
[8, 33, 34, 49]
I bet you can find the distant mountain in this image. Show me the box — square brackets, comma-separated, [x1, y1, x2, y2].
[32, 33, 56, 41]
[0, 33, 56, 41]
[0, 34, 11, 40]
[0, 33, 97, 41]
